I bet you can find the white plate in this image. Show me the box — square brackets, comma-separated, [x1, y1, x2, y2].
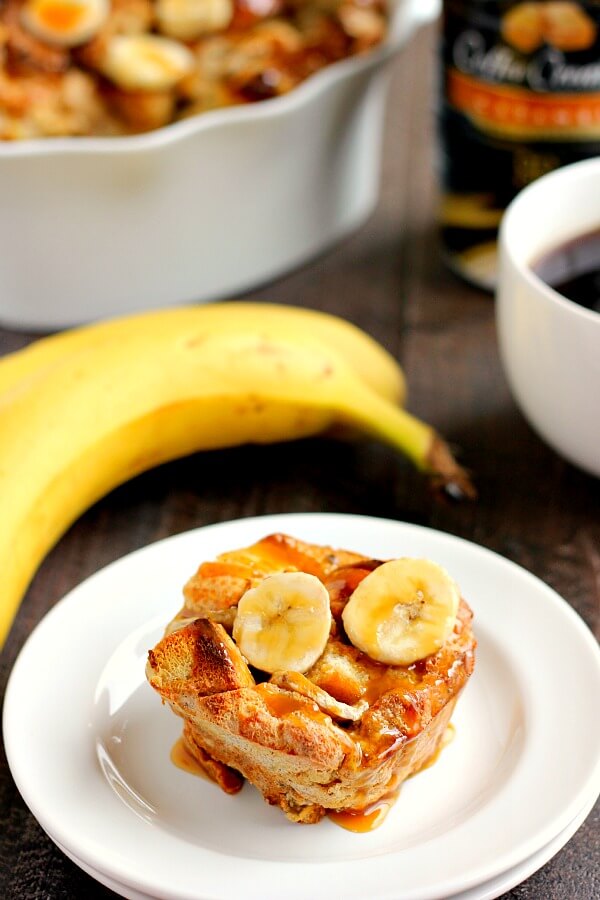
[52, 790, 600, 900]
[457, 793, 597, 900]
[4, 513, 600, 900]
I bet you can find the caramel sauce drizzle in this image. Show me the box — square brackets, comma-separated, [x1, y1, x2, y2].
[214, 535, 326, 580]
[255, 682, 331, 725]
[198, 561, 255, 580]
[328, 786, 401, 833]
[414, 722, 455, 774]
[170, 736, 212, 781]
[39, 1, 85, 32]
[328, 725, 456, 833]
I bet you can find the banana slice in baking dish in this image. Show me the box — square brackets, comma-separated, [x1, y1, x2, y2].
[101, 34, 195, 91]
[156, 0, 234, 41]
[342, 558, 460, 666]
[21, 0, 109, 47]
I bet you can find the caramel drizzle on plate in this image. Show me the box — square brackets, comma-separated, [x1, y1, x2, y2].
[328, 725, 456, 833]
[170, 736, 212, 781]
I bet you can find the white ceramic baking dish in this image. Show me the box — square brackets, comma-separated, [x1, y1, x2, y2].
[0, 0, 438, 330]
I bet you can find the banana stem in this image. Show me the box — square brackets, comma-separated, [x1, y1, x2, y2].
[341, 389, 476, 499]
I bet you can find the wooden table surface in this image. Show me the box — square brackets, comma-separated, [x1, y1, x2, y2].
[1, 22, 599, 900]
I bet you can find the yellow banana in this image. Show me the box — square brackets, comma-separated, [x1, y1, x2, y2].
[0, 311, 472, 648]
[0, 304, 405, 406]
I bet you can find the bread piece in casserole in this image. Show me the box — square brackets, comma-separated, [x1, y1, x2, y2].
[147, 533, 476, 824]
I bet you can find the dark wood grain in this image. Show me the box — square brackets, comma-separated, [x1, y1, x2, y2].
[1, 22, 598, 900]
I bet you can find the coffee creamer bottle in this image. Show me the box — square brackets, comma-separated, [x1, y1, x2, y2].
[440, 0, 600, 289]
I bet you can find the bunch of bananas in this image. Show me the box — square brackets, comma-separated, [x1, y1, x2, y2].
[0, 303, 472, 647]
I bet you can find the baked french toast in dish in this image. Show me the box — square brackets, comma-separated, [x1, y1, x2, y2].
[0, 0, 388, 139]
[146, 533, 476, 826]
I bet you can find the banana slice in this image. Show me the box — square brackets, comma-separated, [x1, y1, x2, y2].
[157, 0, 233, 41]
[232, 572, 331, 674]
[101, 35, 195, 92]
[21, 0, 108, 48]
[270, 671, 368, 722]
[342, 559, 459, 666]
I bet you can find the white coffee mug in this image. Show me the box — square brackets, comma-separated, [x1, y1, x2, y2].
[496, 158, 600, 478]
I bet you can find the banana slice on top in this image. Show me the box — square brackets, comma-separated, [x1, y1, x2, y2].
[342, 558, 459, 666]
[21, 0, 108, 47]
[233, 572, 331, 674]
[101, 34, 195, 92]
[157, 0, 234, 41]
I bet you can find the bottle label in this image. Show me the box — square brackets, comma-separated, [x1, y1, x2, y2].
[440, 1, 600, 289]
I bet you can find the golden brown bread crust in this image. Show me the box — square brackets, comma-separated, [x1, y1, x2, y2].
[147, 618, 254, 703]
[179, 533, 365, 629]
[147, 534, 476, 823]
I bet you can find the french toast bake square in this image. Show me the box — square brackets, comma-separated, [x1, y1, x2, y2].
[147, 533, 475, 827]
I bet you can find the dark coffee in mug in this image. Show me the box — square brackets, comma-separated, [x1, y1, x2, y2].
[532, 228, 600, 313]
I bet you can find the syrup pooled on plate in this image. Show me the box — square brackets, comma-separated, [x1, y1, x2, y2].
[533, 229, 600, 314]
[328, 785, 402, 833]
[170, 737, 211, 780]
[413, 723, 456, 775]
[328, 725, 456, 833]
